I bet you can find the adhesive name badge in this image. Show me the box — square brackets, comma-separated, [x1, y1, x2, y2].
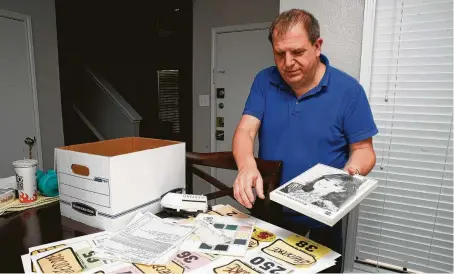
[134, 261, 185, 274]
[248, 238, 259, 249]
[215, 205, 248, 218]
[261, 239, 316, 267]
[252, 227, 276, 242]
[172, 251, 215, 271]
[213, 259, 260, 274]
[285, 234, 332, 260]
[30, 244, 66, 272]
[244, 253, 292, 274]
[37, 247, 84, 273]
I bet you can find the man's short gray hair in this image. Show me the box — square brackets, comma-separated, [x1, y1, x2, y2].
[268, 9, 320, 45]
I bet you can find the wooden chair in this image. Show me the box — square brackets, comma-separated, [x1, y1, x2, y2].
[186, 151, 283, 224]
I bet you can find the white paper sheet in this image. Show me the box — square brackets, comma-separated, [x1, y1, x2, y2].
[193, 218, 233, 246]
[179, 213, 256, 257]
[95, 212, 195, 265]
[21, 254, 31, 273]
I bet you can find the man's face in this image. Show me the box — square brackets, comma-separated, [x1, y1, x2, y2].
[272, 24, 322, 88]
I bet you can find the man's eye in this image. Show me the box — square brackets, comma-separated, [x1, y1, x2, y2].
[276, 52, 284, 56]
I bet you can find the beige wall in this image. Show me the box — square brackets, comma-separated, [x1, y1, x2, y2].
[0, 0, 64, 169]
[280, 0, 365, 79]
[192, 0, 279, 194]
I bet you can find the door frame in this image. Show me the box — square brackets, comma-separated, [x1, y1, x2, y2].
[0, 9, 43, 169]
[209, 22, 271, 195]
[343, 0, 377, 272]
[210, 22, 271, 154]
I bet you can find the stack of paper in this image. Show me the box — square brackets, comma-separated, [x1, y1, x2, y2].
[94, 212, 195, 265]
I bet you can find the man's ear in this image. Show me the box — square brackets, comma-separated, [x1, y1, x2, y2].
[314, 38, 323, 57]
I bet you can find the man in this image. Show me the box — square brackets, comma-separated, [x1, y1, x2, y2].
[232, 9, 378, 272]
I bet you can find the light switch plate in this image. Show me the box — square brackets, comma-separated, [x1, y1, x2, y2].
[199, 94, 210, 107]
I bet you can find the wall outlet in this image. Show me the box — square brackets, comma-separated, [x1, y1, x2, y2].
[199, 94, 210, 107]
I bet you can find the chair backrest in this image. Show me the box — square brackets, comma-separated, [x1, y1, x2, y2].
[186, 151, 283, 224]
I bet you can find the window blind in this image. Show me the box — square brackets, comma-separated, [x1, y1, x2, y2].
[355, 0, 453, 273]
[157, 70, 180, 133]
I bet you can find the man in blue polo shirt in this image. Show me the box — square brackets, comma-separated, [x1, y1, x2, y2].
[232, 9, 378, 272]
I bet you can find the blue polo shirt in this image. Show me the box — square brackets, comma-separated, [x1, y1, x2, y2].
[243, 54, 378, 226]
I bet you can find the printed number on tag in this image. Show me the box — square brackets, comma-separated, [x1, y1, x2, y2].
[248, 238, 259, 249]
[77, 247, 103, 269]
[285, 234, 331, 259]
[247, 255, 290, 274]
[172, 251, 213, 270]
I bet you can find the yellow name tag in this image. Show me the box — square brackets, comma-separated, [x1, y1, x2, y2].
[37, 247, 84, 273]
[30, 244, 66, 272]
[213, 259, 260, 274]
[262, 239, 316, 266]
[285, 234, 331, 259]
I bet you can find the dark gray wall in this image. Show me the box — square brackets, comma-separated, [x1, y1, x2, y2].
[192, 0, 279, 194]
[0, 0, 64, 169]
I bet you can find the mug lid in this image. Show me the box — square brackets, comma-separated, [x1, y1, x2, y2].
[12, 159, 38, 168]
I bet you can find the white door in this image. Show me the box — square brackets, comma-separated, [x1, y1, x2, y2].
[213, 24, 275, 209]
[0, 10, 42, 177]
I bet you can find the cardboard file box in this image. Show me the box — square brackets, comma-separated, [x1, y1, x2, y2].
[55, 137, 185, 231]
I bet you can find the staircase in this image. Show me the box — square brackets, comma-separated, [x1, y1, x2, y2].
[70, 65, 142, 142]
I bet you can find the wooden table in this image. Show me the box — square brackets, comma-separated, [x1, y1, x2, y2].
[0, 202, 102, 273]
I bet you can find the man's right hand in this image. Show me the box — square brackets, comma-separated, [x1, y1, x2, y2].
[233, 165, 265, 209]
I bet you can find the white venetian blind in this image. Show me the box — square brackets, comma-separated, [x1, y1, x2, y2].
[355, 0, 454, 273]
[157, 70, 180, 133]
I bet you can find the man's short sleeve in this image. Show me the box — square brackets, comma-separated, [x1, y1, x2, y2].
[243, 73, 265, 121]
[343, 85, 379, 144]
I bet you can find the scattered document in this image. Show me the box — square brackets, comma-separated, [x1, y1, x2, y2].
[95, 212, 195, 265]
[179, 213, 255, 257]
[193, 218, 233, 246]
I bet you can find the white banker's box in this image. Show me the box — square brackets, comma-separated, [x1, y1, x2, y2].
[55, 137, 185, 231]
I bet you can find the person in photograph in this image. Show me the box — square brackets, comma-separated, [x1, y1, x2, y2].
[280, 174, 364, 213]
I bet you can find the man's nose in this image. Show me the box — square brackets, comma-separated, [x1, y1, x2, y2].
[285, 53, 294, 67]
